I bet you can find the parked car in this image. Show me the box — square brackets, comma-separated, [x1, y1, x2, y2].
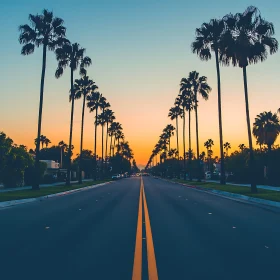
[112, 174, 120, 180]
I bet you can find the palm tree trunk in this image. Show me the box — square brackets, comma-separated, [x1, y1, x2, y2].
[243, 66, 257, 193]
[105, 122, 108, 175]
[101, 123, 104, 178]
[188, 108, 192, 181]
[94, 107, 98, 180]
[113, 136, 116, 156]
[110, 134, 113, 157]
[194, 94, 201, 181]
[34, 44, 47, 190]
[169, 137, 171, 152]
[78, 95, 86, 184]
[176, 116, 179, 160]
[66, 67, 74, 186]
[215, 50, 225, 185]
[60, 147, 63, 169]
[183, 110, 186, 180]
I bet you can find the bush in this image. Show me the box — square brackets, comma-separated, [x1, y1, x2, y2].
[24, 161, 47, 186]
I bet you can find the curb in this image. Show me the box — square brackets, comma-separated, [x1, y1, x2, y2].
[157, 177, 280, 209]
[0, 182, 111, 209]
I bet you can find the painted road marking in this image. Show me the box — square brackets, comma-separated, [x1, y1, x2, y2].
[132, 177, 158, 280]
[143, 180, 159, 280]
[132, 181, 143, 280]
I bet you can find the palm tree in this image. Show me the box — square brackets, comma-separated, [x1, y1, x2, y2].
[44, 138, 51, 148]
[19, 9, 67, 189]
[223, 142, 231, 157]
[39, 135, 46, 149]
[181, 71, 211, 181]
[163, 124, 175, 151]
[58, 141, 67, 168]
[204, 139, 214, 171]
[179, 88, 194, 180]
[87, 91, 102, 180]
[168, 105, 183, 160]
[222, 6, 278, 192]
[238, 144, 246, 152]
[96, 111, 107, 176]
[55, 42, 92, 185]
[99, 97, 110, 175]
[104, 109, 115, 162]
[253, 112, 280, 151]
[192, 18, 226, 184]
[73, 76, 97, 183]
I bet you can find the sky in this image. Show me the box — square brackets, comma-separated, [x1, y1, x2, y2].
[0, 0, 280, 168]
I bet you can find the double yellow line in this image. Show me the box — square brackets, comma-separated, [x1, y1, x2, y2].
[132, 177, 158, 280]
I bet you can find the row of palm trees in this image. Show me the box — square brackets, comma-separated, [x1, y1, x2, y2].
[34, 135, 51, 149]
[19, 9, 134, 188]
[146, 6, 278, 192]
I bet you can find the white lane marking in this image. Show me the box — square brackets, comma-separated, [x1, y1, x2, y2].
[208, 213, 212, 215]
[232, 226, 236, 229]
[178, 196, 181, 198]
[185, 199, 188, 201]
[265, 246, 269, 249]
[96, 200, 98, 202]
[45, 227, 50, 229]
[79, 209, 82, 211]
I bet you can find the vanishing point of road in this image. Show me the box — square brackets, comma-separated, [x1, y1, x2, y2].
[1, 176, 279, 280]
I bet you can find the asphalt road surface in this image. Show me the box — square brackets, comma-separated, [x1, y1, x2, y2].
[1, 176, 279, 280]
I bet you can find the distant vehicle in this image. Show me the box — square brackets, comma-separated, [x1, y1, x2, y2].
[112, 174, 120, 180]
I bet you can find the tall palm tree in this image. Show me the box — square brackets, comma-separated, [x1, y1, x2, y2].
[168, 105, 183, 160]
[87, 91, 102, 180]
[104, 109, 115, 162]
[223, 142, 231, 157]
[55, 42, 92, 185]
[222, 6, 278, 192]
[99, 97, 110, 175]
[192, 18, 226, 184]
[96, 111, 107, 176]
[181, 71, 211, 181]
[179, 88, 194, 180]
[58, 140, 67, 168]
[73, 76, 97, 183]
[19, 9, 67, 189]
[204, 139, 214, 171]
[163, 124, 175, 151]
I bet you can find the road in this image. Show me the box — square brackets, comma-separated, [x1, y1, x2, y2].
[0, 176, 279, 280]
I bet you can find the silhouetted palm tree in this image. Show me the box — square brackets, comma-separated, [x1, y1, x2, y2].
[163, 124, 175, 151]
[168, 105, 183, 160]
[58, 140, 67, 168]
[192, 18, 226, 184]
[181, 71, 211, 181]
[223, 142, 231, 156]
[253, 112, 280, 151]
[19, 9, 67, 189]
[44, 138, 51, 148]
[87, 91, 102, 180]
[99, 97, 110, 175]
[74, 76, 97, 183]
[238, 144, 246, 152]
[55, 42, 92, 185]
[222, 6, 278, 192]
[104, 109, 115, 162]
[204, 139, 214, 171]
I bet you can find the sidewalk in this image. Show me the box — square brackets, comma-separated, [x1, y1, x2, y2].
[206, 180, 280, 192]
[0, 179, 93, 193]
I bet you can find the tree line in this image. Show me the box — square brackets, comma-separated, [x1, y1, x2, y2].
[18, 9, 137, 189]
[145, 6, 279, 192]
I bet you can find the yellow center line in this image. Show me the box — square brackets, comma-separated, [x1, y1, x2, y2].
[132, 180, 143, 280]
[142, 177, 159, 280]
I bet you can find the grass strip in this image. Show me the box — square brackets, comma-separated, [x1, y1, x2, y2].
[0, 180, 111, 202]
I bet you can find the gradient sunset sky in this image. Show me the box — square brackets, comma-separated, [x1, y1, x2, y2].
[1, 0, 280, 168]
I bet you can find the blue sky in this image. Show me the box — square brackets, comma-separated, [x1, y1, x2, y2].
[1, 0, 280, 166]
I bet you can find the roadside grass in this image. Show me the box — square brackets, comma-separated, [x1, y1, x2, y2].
[0, 180, 111, 202]
[172, 179, 280, 203]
